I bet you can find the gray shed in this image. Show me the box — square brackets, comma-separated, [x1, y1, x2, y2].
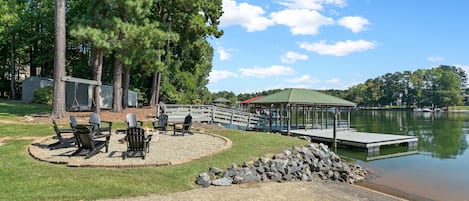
[22, 76, 138, 110]
[21, 77, 54, 103]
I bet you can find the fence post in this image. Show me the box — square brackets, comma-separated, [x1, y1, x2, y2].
[211, 106, 215, 124]
[230, 110, 234, 125]
[247, 113, 251, 129]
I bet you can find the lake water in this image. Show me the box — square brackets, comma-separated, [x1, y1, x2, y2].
[347, 110, 469, 201]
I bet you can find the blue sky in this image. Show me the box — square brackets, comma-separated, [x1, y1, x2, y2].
[207, 0, 469, 95]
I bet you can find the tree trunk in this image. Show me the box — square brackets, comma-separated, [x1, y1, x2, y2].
[122, 66, 130, 109]
[10, 35, 16, 100]
[92, 48, 103, 113]
[112, 55, 123, 112]
[51, 0, 67, 119]
[150, 52, 162, 106]
[150, 71, 160, 106]
[29, 45, 37, 76]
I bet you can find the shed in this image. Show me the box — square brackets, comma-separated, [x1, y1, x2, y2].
[21, 76, 53, 103]
[251, 88, 356, 133]
[21, 76, 138, 110]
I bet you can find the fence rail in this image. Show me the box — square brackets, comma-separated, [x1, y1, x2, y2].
[160, 104, 268, 130]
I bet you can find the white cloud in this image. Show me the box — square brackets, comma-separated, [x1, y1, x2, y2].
[271, 9, 334, 35]
[287, 75, 319, 84]
[277, 0, 347, 10]
[280, 51, 308, 64]
[338, 16, 369, 33]
[326, 78, 341, 84]
[217, 48, 237, 61]
[427, 56, 444, 62]
[238, 65, 294, 78]
[209, 70, 238, 83]
[300, 40, 377, 56]
[221, 0, 274, 32]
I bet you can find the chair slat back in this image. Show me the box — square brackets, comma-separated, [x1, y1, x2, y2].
[74, 125, 94, 149]
[52, 119, 64, 141]
[183, 115, 192, 131]
[69, 116, 78, 129]
[126, 113, 138, 128]
[89, 113, 102, 130]
[158, 114, 168, 127]
[126, 127, 145, 151]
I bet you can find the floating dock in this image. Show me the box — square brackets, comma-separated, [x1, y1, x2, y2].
[289, 129, 418, 153]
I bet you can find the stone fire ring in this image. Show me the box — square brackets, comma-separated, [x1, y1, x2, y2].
[29, 131, 231, 168]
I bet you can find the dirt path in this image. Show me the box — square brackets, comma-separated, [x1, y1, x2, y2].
[101, 181, 404, 201]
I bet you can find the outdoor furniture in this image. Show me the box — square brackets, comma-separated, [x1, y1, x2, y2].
[152, 113, 168, 134]
[124, 127, 152, 159]
[89, 112, 113, 135]
[71, 124, 110, 159]
[48, 119, 76, 150]
[125, 113, 143, 128]
[173, 114, 193, 136]
[69, 115, 78, 129]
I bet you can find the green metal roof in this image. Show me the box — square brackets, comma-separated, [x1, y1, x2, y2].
[251, 88, 356, 107]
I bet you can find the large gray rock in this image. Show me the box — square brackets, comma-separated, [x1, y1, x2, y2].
[195, 142, 367, 188]
[212, 177, 233, 186]
[196, 173, 211, 187]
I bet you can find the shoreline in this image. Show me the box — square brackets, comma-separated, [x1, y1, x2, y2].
[357, 181, 434, 201]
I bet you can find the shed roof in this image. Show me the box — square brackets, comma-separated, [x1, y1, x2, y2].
[251, 88, 356, 107]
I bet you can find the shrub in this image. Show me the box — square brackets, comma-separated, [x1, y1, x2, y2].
[32, 86, 53, 105]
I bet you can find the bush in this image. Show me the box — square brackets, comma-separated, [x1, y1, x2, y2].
[32, 86, 53, 105]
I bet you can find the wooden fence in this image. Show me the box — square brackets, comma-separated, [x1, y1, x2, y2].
[160, 104, 268, 130]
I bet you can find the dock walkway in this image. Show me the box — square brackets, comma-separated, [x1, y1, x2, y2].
[290, 129, 418, 153]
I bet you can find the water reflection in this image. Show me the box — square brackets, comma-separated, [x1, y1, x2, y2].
[351, 111, 469, 159]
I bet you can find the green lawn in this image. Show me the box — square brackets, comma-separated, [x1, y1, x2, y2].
[0, 100, 51, 121]
[0, 101, 308, 201]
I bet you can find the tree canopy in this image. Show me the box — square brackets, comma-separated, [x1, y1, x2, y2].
[0, 0, 223, 111]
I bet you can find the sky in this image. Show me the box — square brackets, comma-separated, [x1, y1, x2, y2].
[207, 0, 469, 95]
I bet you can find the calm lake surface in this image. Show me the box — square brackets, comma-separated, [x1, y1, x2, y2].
[348, 110, 469, 201]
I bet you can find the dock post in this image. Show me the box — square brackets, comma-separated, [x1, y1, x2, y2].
[367, 146, 380, 153]
[333, 111, 337, 153]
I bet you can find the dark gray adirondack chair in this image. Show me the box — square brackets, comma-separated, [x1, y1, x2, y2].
[124, 127, 152, 159]
[174, 115, 193, 136]
[125, 113, 143, 128]
[71, 125, 110, 159]
[152, 113, 168, 134]
[89, 113, 112, 135]
[48, 119, 76, 150]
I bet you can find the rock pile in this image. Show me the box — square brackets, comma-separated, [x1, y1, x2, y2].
[196, 143, 366, 187]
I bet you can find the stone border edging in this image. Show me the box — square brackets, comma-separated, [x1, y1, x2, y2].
[28, 131, 232, 168]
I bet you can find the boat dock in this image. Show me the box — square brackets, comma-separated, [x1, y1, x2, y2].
[290, 129, 418, 153]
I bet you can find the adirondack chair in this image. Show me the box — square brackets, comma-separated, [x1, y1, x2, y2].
[152, 113, 168, 134]
[69, 115, 78, 129]
[71, 125, 110, 159]
[124, 127, 152, 159]
[89, 113, 113, 136]
[125, 113, 143, 128]
[48, 119, 76, 150]
[174, 114, 193, 136]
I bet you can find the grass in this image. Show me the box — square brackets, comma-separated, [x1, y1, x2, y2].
[0, 102, 308, 201]
[448, 105, 469, 110]
[0, 100, 51, 121]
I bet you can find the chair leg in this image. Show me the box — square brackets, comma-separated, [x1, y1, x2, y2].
[85, 149, 100, 159]
[70, 148, 83, 157]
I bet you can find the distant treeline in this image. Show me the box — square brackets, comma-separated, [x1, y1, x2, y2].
[215, 65, 467, 108]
